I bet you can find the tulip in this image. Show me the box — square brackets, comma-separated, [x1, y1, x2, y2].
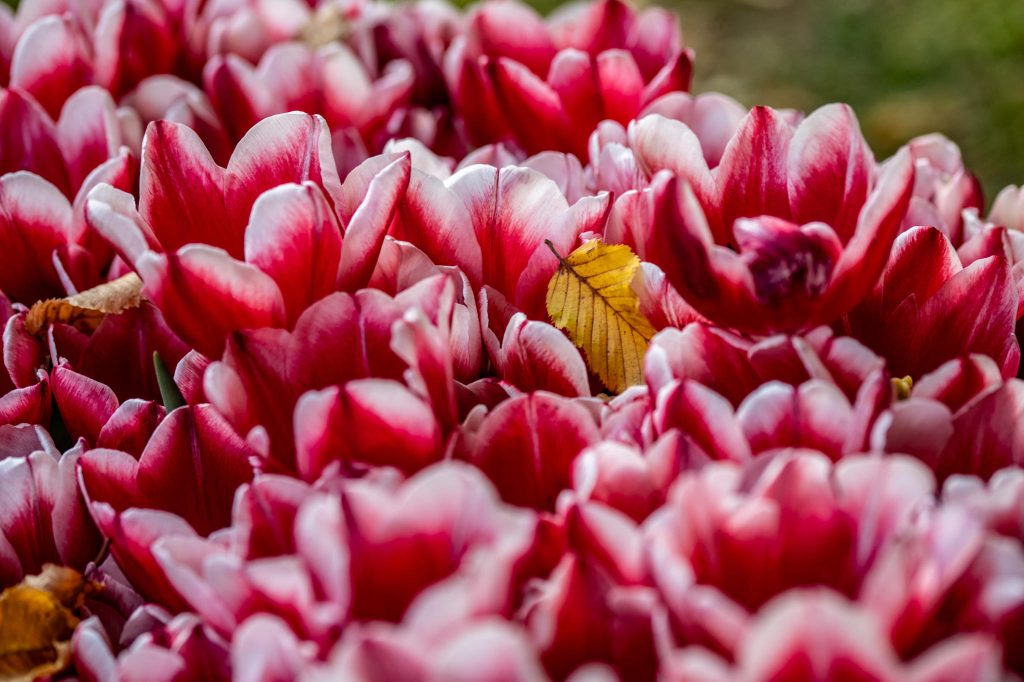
[617, 104, 915, 335]
[79, 404, 255, 537]
[445, 0, 693, 157]
[849, 226, 1020, 379]
[0, 430, 100, 584]
[87, 113, 409, 357]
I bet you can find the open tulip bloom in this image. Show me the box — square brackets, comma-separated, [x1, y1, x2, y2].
[0, 0, 1022, 679]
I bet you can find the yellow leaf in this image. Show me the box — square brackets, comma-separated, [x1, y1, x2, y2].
[25, 273, 144, 336]
[545, 239, 656, 393]
[0, 565, 98, 682]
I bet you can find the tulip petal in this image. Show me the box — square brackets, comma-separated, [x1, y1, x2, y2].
[461, 392, 600, 509]
[787, 104, 874, 242]
[244, 182, 342, 322]
[139, 120, 233, 254]
[295, 380, 442, 480]
[337, 154, 411, 292]
[715, 106, 793, 238]
[11, 16, 93, 120]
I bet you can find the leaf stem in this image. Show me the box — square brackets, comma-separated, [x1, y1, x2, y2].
[543, 239, 564, 262]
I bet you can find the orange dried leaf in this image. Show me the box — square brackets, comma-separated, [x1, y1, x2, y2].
[25, 273, 144, 336]
[0, 565, 97, 682]
[545, 239, 656, 393]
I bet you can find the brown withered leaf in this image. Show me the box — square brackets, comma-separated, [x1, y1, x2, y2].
[25, 273, 143, 336]
[545, 239, 656, 393]
[0, 565, 98, 682]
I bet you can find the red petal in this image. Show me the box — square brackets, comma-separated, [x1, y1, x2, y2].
[10, 15, 93, 120]
[76, 302, 189, 404]
[393, 170, 482, 285]
[595, 49, 644, 124]
[294, 380, 443, 479]
[231, 616, 310, 682]
[208, 329, 296, 469]
[787, 104, 874, 242]
[0, 373, 50, 426]
[244, 182, 342, 323]
[469, 1, 557, 76]
[225, 112, 343, 245]
[460, 392, 600, 510]
[337, 154, 411, 292]
[829, 148, 915, 309]
[487, 57, 573, 156]
[654, 379, 751, 462]
[446, 42, 511, 147]
[548, 49, 602, 140]
[51, 363, 118, 444]
[0, 88, 70, 194]
[640, 50, 694, 105]
[85, 184, 158, 269]
[202, 54, 275, 142]
[496, 314, 591, 397]
[138, 247, 286, 358]
[92, 0, 176, 96]
[628, 114, 715, 223]
[736, 380, 853, 460]
[81, 405, 254, 535]
[454, 165, 576, 303]
[912, 354, 1003, 413]
[0, 172, 73, 303]
[738, 590, 898, 680]
[715, 106, 794, 239]
[3, 315, 46, 389]
[644, 324, 757, 403]
[84, 504, 195, 609]
[139, 120, 233, 254]
[96, 399, 165, 457]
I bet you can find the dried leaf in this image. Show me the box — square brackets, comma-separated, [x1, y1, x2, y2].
[302, 4, 348, 48]
[0, 565, 98, 682]
[546, 239, 656, 393]
[25, 273, 144, 336]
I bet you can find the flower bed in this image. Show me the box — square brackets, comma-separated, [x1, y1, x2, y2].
[0, 0, 1022, 679]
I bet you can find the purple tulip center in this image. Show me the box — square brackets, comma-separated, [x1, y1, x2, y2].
[734, 216, 842, 305]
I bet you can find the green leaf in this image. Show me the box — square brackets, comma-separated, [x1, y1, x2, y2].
[153, 352, 185, 412]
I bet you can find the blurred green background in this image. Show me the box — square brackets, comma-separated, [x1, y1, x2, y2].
[518, 0, 1024, 201]
[597, 0, 1024, 202]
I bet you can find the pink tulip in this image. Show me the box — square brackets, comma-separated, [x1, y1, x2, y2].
[0, 429, 101, 584]
[87, 113, 409, 357]
[205, 273, 469, 472]
[849, 226, 1019, 379]
[203, 42, 415, 148]
[661, 589, 1003, 682]
[74, 609, 230, 682]
[874, 357, 1024, 481]
[446, 0, 692, 157]
[79, 404, 255, 536]
[614, 104, 915, 335]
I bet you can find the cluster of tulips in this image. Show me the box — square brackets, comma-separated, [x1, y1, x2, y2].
[2, 0, 1024, 679]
